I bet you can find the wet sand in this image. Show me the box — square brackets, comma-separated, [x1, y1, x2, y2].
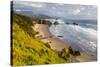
[32, 24, 97, 62]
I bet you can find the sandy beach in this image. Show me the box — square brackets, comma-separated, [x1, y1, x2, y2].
[32, 24, 97, 62]
[32, 24, 69, 51]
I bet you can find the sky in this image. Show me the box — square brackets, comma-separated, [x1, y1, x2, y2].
[13, 1, 97, 20]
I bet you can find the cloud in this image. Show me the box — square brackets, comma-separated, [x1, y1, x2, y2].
[72, 9, 80, 15]
[13, 1, 97, 20]
[14, 1, 46, 8]
[15, 9, 32, 11]
[29, 3, 45, 8]
[58, 3, 65, 5]
[15, 9, 21, 12]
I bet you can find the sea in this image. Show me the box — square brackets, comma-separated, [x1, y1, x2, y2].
[49, 19, 97, 57]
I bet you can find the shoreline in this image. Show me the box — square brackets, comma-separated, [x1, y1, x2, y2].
[32, 24, 69, 51]
[32, 24, 97, 62]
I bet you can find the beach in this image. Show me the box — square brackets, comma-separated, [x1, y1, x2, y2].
[32, 23, 96, 62]
[32, 24, 69, 51]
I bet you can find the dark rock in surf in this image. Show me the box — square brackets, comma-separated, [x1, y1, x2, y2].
[65, 22, 70, 24]
[72, 22, 78, 25]
[54, 21, 59, 25]
[57, 35, 63, 37]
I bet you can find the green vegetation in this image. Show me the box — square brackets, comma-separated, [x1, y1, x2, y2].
[59, 47, 81, 61]
[60, 48, 70, 60]
[36, 19, 52, 26]
[68, 46, 80, 56]
[12, 13, 69, 66]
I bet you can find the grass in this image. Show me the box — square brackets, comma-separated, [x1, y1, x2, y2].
[11, 13, 70, 66]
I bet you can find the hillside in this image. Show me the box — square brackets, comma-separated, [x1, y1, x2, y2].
[11, 13, 69, 66]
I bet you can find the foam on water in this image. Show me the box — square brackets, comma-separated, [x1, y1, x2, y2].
[50, 23, 97, 57]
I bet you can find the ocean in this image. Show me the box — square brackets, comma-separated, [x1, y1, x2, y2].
[50, 20, 97, 57]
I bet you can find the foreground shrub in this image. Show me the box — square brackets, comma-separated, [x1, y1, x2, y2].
[73, 51, 80, 56]
[60, 48, 70, 60]
[44, 43, 51, 48]
[68, 46, 80, 56]
[68, 46, 74, 55]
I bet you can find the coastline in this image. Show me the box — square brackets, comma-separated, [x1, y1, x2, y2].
[32, 24, 69, 51]
[32, 24, 97, 62]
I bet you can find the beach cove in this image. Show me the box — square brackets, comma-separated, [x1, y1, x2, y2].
[33, 23, 96, 62]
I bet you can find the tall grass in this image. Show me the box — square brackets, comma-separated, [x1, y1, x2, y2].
[11, 13, 69, 66]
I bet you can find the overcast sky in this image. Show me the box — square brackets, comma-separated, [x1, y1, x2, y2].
[13, 1, 97, 20]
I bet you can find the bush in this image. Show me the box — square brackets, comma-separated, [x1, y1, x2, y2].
[44, 43, 51, 48]
[35, 32, 39, 35]
[60, 48, 70, 60]
[73, 51, 80, 56]
[68, 46, 80, 56]
[37, 19, 52, 26]
[68, 46, 74, 55]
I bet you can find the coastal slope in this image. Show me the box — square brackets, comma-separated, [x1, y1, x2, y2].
[11, 13, 70, 66]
